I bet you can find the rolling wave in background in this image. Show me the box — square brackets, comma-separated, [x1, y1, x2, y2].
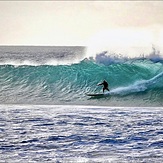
[0, 46, 163, 106]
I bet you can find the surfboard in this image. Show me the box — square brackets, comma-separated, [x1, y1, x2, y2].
[86, 93, 104, 97]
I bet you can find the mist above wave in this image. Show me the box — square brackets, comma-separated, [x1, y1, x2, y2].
[87, 46, 163, 66]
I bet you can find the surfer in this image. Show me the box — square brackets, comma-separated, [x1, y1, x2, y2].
[97, 80, 110, 93]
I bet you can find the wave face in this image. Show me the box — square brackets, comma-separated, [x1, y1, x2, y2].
[0, 46, 163, 106]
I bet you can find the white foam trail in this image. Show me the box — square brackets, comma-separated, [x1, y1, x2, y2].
[108, 72, 163, 96]
[109, 84, 147, 96]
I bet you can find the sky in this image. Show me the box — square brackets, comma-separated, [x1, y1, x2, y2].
[0, 1, 163, 54]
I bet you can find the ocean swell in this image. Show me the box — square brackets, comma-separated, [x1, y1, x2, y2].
[0, 57, 163, 106]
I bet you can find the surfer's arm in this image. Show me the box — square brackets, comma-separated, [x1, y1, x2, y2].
[97, 82, 103, 86]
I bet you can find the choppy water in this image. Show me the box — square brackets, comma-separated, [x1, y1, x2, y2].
[0, 105, 163, 162]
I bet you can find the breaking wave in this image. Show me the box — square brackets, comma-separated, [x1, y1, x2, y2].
[0, 52, 163, 106]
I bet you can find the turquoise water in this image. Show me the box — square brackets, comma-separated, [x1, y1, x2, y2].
[0, 57, 163, 106]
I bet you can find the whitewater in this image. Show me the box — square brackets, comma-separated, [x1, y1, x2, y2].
[0, 46, 163, 162]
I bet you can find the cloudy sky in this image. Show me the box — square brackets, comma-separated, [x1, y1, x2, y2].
[0, 1, 163, 49]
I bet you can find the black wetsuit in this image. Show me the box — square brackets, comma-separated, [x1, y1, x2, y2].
[98, 80, 110, 93]
[103, 80, 108, 89]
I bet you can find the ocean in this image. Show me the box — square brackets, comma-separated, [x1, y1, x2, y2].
[0, 46, 163, 162]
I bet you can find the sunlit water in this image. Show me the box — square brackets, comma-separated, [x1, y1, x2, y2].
[0, 105, 163, 162]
